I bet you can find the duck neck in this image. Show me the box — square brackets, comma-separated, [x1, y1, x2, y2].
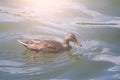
[63, 39, 71, 51]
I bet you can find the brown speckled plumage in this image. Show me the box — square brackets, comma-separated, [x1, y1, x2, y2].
[17, 32, 82, 61]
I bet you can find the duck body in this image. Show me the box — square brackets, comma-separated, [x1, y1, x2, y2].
[18, 32, 82, 61]
[18, 39, 71, 53]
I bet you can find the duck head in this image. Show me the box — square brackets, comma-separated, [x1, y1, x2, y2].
[64, 32, 82, 46]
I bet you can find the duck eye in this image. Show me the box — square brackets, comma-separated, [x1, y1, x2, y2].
[71, 36, 74, 38]
[71, 35, 75, 38]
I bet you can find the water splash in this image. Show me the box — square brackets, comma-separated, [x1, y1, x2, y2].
[75, 40, 100, 56]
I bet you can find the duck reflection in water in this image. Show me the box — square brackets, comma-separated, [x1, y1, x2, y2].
[18, 32, 82, 62]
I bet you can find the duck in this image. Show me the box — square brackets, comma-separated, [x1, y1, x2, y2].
[17, 32, 82, 61]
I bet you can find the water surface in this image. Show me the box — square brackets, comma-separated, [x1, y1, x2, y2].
[0, 0, 120, 80]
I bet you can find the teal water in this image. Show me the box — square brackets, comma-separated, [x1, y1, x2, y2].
[0, 0, 120, 80]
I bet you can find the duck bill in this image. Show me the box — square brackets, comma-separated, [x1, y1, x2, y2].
[74, 39, 82, 46]
[74, 41, 82, 46]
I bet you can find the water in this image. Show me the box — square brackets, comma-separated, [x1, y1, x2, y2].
[0, 0, 120, 80]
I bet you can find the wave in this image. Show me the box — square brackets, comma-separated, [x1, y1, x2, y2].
[93, 54, 120, 65]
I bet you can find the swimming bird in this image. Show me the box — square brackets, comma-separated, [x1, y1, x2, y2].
[17, 32, 82, 61]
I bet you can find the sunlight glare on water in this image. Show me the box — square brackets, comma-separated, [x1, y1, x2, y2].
[18, 0, 69, 16]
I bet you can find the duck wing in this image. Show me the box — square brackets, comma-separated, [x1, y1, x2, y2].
[18, 39, 64, 53]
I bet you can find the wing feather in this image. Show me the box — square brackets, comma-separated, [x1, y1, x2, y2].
[18, 39, 64, 53]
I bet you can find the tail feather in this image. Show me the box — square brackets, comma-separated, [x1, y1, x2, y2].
[17, 39, 28, 46]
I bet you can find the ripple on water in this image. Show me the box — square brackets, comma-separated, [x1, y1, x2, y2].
[77, 40, 102, 56]
[93, 54, 120, 65]
[108, 66, 120, 72]
[0, 60, 27, 74]
[113, 74, 120, 79]
[0, 60, 24, 67]
[0, 45, 81, 75]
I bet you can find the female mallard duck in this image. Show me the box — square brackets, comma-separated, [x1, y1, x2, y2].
[17, 32, 82, 61]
